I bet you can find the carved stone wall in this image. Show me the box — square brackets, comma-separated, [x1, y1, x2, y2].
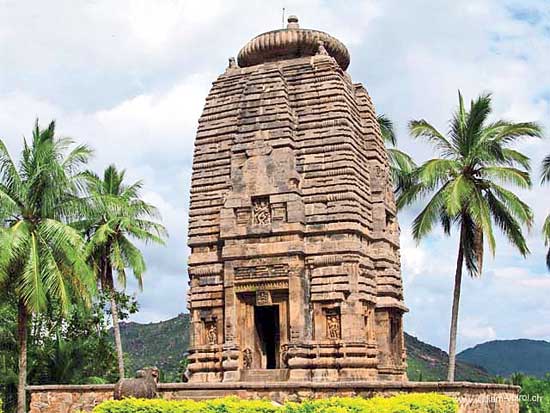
[187, 17, 407, 383]
[28, 383, 520, 413]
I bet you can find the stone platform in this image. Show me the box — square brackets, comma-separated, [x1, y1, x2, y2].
[28, 381, 519, 413]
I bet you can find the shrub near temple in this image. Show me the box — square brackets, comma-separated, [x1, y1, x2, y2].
[93, 394, 458, 413]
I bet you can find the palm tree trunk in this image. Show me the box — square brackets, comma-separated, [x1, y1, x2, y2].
[447, 223, 465, 382]
[17, 300, 28, 413]
[110, 286, 125, 380]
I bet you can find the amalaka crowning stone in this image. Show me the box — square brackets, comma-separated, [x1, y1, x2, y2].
[186, 16, 407, 383]
[237, 16, 350, 70]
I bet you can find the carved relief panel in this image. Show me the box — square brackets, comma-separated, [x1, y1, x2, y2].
[251, 197, 271, 225]
[256, 290, 272, 306]
[325, 309, 341, 340]
[201, 319, 218, 345]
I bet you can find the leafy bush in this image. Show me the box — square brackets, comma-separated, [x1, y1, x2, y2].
[93, 394, 457, 413]
[519, 375, 550, 413]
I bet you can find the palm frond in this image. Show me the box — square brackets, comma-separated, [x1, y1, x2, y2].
[377, 114, 397, 146]
[409, 120, 454, 156]
[489, 183, 533, 229]
[417, 158, 458, 190]
[541, 155, 550, 184]
[446, 175, 475, 217]
[480, 166, 532, 189]
[119, 236, 146, 290]
[491, 122, 543, 145]
[464, 93, 492, 151]
[18, 233, 47, 313]
[411, 183, 451, 240]
[62, 144, 94, 174]
[500, 148, 531, 171]
[485, 191, 529, 256]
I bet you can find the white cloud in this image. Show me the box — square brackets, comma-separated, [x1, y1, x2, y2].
[2, 0, 550, 352]
[461, 318, 498, 342]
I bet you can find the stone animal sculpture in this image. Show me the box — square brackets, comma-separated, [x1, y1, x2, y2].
[114, 367, 159, 400]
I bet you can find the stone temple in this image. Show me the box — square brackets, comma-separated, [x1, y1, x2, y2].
[186, 16, 407, 383]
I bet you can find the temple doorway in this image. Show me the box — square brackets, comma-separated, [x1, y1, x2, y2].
[254, 305, 280, 369]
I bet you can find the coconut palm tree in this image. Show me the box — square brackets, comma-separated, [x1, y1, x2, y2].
[377, 114, 417, 194]
[78, 165, 167, 379]
[397, 92, 542, 381]
[0, 120, 95, 413]
[542, 154, 550, 270]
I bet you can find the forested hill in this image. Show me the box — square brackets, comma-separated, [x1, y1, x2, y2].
[405, 333, 491, 382]
[458, 339, 550, 378]
[117, 314, 491, 382]
[118, 313, 190, 382]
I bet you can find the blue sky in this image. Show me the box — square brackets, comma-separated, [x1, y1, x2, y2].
[1, 0, 549, 352]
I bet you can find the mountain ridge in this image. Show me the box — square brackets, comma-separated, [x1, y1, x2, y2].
[457, 338, 550, 378]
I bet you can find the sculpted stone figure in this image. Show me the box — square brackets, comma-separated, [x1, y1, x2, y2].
[207, 323, 218, 345]
[114, 367, 159, 400]
[243, 348, 253, 369]
[327, 314, 341, 339]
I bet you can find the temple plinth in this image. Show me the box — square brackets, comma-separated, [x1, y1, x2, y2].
[186, 16, 407, 383]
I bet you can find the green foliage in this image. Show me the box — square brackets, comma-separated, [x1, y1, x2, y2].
[0, 289, 138, 412]
[400, 91, 542, 275]
[79, 164, 167, 378]
[27, 291, 120, 385]
[0, 121, 166, 409]
[376, 114, 417, 195]
[486, 373, 550, 413]
[79, 164, 167, 291]
[0, 120, 96, 314]
[93, 394, 458, 413]
[518, 375, 550, 413]
[0, 294, 18, 412]
[116, 314, 189, 381]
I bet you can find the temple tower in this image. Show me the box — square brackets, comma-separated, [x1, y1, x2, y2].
[186, 16, 407, 383]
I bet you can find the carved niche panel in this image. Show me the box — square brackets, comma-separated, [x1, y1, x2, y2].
[252, 197, 271, 225]
[326, 309, 341, 340]
[205, 321, 218, 345]
[256, 290, 272, 306]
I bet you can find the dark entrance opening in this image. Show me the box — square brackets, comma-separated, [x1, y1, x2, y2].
[254, 305, 279, 369]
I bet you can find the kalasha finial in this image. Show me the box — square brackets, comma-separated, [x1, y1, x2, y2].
[287, 15, 299, 29]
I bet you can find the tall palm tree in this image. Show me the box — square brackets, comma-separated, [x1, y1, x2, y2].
[542, 154, 550, 270]
[0, 120, 95, 413]
[78, 165, 167, 379]
[377, 114, 417, 194]
[397, 92, 542, 381]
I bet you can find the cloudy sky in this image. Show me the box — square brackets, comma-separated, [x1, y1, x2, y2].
[1, 0, 549, 352]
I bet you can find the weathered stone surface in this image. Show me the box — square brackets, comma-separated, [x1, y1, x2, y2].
[28, 385, 113, 413]
[28, 382, 520, 413]
[187, 16, 406, 383]
[113, 367, 159, 400]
